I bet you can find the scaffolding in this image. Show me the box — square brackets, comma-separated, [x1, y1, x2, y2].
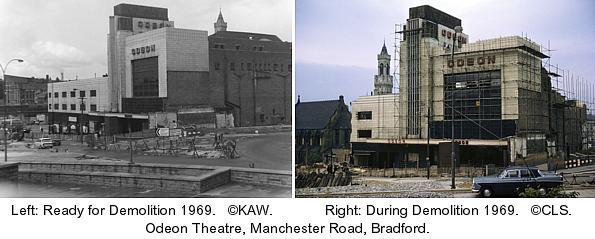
[390, 29, 590, 156]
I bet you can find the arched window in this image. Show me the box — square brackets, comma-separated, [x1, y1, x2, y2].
[379, 64, 384, 75]
[386, 65, 390, 75]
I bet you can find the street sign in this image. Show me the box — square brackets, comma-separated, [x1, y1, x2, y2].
[156, 128, 170, 137]
[170, 128, 182, 137]
[68, 116, 77, 122]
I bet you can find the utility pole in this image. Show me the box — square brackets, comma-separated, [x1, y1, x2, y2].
[79, 96, 85, 144]
[451, 26, 463, 189]
[73, 88, 85, 144]
[128, 120, 134, 164]
[426, 104, 431, 179]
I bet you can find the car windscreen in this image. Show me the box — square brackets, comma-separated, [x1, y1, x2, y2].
[530, 169, 542, 177]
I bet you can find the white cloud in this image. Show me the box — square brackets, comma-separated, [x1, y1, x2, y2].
[28, 41, 92, 69]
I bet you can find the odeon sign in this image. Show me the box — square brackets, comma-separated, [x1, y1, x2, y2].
[131, 44, 156, 56]
[447, 55, 496, 68]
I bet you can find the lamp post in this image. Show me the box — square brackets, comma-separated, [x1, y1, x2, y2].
[0, 58, 24, 162]
[450, 26, 463, 189]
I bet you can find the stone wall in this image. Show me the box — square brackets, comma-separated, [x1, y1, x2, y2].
[16, 162, 291, 194]
[18, 162, 227, 193]
[230, 168, 291, 187]
[19, 162, 215, 177]
[0, 163, 19, 181]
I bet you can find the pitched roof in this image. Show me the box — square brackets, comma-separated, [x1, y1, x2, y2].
[209, 30, 282, 42]
[380, 42, 388, 55]
[217, 10, 225, 22]
[296, 100, 342, 130]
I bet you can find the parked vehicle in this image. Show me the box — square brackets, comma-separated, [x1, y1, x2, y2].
[52, 139, 62, 146]
[471, 166, 563, 197]
[33, 138, 54, 149]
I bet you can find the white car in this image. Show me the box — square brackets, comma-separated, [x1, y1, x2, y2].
[34, 138, 54, 149]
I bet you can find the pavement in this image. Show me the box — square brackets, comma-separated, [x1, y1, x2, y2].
[297, 174, 595, 198]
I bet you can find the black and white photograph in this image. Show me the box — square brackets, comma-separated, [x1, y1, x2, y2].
[0, 0, 292, 198]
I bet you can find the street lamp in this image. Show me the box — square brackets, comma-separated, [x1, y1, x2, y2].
[0, 58, 24, 162]
[450, 26, 463, 189]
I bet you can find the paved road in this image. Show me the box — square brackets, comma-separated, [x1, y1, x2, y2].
[57, 132, 291, 171]
[235, 132, 291, 170]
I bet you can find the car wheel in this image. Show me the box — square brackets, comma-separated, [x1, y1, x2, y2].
[538, 188, 547, 196]
[481, 187, 494, 198]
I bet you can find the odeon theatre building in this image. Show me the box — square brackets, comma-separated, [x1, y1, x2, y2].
[106, 3, 291, 130]
[351, 5, 585, 169]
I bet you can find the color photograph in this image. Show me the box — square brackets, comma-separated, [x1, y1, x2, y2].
[295, 0, 595, 198]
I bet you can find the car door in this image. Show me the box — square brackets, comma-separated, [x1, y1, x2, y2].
[500, 169, 520, 195]
[518, 169, 536, 191]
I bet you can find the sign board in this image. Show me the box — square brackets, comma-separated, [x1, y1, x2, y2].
[68, 116, 77, 122]
[36, 114, 46, 122]
[156, 128, 169, 137]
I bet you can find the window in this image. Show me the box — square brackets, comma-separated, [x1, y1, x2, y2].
[90, 104, 97, 111]
[54, 92, 59, 98]
[62, 92, 67, 98]
[214, 62, 220, 70]
[54, 104, 59, 110]
[79, 90, 85, 97]
[48, 104, 51, 110]
[241, 63, 245, 71]
[520, 169, 532, 178]
[230, 62, 235, 71]
[357, 130, 372, 138]
[70, 104, 76, 110]
[90, 90, 97, 97]
[62, 104, 67, 110]
[247, 63, 252, 71]
[132, 56, 159, 97]
[259, 46, 264, 51]
[70, 91, 76, 97]
[80, 104, 86, 111]
[152, 23, 157, 29]
[505, 170, 519, 178]
[48, 93, 51, 98]
[273, 64, 278, 71]
[357, 111, 373, 120]
[235, 45, 240, 50]
[288, 64, 292, 72]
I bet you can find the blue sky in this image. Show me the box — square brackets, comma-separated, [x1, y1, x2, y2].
[296, 0, 595, 106]
[0, 0, 292, 80]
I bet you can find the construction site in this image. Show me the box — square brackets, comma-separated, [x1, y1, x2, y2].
[297, 5, 594, 193]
